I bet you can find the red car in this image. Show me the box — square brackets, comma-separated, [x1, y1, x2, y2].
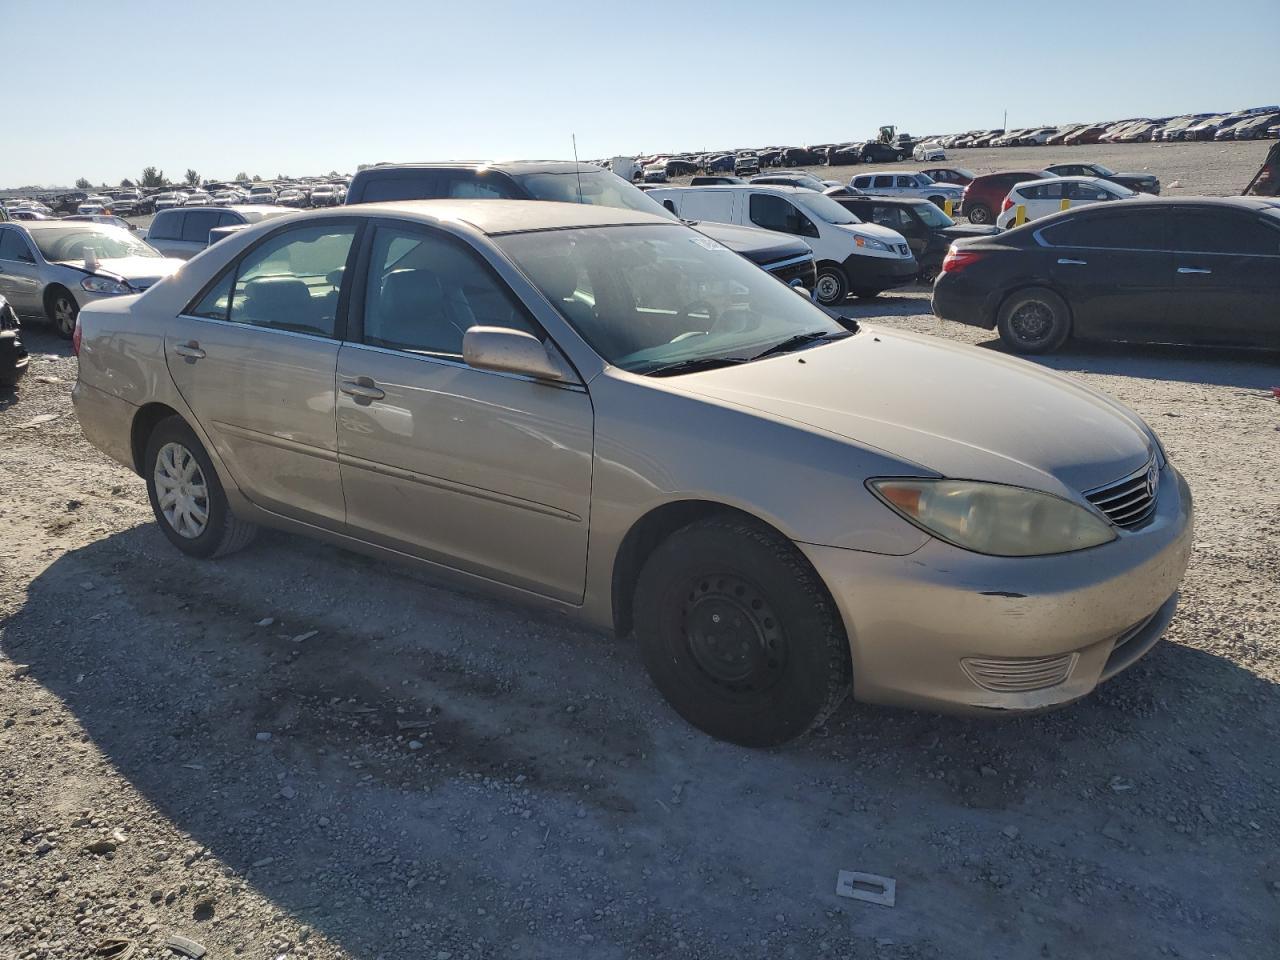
[959, 170, 1053, 225]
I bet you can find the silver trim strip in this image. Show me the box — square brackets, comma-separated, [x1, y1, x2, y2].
[759, 254, 817, 272]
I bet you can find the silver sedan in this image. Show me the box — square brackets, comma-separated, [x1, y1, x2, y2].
[0, 221, 183, 337]
[72, 201, 1192, 746]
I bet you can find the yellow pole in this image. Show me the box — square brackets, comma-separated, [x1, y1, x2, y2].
[943, 199, 954, 217]
[1060, 198, 1070, 211]
[1015, 204, 1026, 226]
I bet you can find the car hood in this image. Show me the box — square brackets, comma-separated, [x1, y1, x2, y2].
[58, 256, 184, 284]
[666, 327, 1153, 495]
[692, 221, 812, 264]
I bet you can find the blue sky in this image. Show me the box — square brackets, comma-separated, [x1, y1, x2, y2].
[3, 0, 1277, 188]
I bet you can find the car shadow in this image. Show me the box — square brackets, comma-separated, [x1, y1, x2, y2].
[5, 523, 1279, 958]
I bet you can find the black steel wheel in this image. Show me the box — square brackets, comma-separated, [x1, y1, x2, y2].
[633, 516, 851, 747]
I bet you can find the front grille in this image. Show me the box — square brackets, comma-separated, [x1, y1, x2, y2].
[961, 652, 1077, 693]
[767, 257, 817, 289]
[1085, 459, 1159, 529]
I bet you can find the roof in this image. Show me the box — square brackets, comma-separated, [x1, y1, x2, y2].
[354, 199, 669, 235]
[362, 161, 601, 177]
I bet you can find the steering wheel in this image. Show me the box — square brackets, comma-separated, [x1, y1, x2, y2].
[668, 300, 720, 343]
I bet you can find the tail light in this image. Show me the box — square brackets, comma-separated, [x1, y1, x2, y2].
[1002, 197, 1015, 212]
[940, 247, 987, 274]
[72, 317, 82, 356]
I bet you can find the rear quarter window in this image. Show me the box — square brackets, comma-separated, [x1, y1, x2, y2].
[149, 211, 183, 241]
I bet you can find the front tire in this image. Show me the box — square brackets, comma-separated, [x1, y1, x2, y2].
[46, 287, 79, 339]
[813, 265, 848, 306]
[633, 516, 851, 747]
[996, 286, 1071, 354]
[144, 416, 258, 558]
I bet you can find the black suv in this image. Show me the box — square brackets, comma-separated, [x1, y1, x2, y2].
[346, 162, 817, 290]
[833, 195, 998, 281]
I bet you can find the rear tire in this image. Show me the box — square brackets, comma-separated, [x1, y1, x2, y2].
[633, 516, 850, 747]
[144, 416, 258, 559]
[996, 286, 1071, 354]
[813, 265, 849, 306]
[967, 204, 993, 225]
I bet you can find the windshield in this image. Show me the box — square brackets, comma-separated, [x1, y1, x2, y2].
[498, 224, 848, 374]
[914, 203, 954, 228]
[516, 170, 678, 221]
[1092, 163, 1116, 176]
[792, 192, 860, 225]
[914, 172, 936, 185]
[28, 225, 162, 261]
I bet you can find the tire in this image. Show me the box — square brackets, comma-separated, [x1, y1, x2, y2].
[896, 152, 906, 162]
[996, 286, 1071, 354]
[45, 287, 79, 339]
[850, 288, 883, 299]
[633, 516, 851, 747]
[813, 265, 848, 306]
[144, 416, 258, 559]
[967, 204, 993, 225]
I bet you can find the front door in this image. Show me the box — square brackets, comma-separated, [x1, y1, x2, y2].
[1044, 208, 1173, 341]
[1166, 208, 1280, 348]
[165, 219, 360, 528]
[336, 221, 594, 602]
[0, 227, 44, 314]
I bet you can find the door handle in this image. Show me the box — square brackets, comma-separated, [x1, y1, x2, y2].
[340, 377, 385, 402]
[1177, 266, 1211, 275]
[173, 341, 205, 360]
[1056, 258, 1087, 265]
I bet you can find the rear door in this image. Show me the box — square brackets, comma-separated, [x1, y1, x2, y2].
[1043, 208, 1173, 341]
[335, 221, 594, 602]
[1166, 208, 1280, 347]
[166, 219, 361, 528]
[146, 210, 187, 258]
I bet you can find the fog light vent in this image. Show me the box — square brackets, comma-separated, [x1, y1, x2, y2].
[961, 653, 1077, 693]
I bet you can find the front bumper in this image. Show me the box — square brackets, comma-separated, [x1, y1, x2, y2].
[842, 253, 918, 291]
[799, 463, 1193, 713]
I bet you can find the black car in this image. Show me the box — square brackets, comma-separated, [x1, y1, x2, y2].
[931, 197, 1280, 353]
[1045, 162, 1160, 195]
[345, 161, 817, 290]
[827, 145, 863, 166]
[780, 147, 822, 167]
[689, 175, 746, 186]
[834, 196, 999, 281]
[0, 295, 29, 388]
[860, 142, 908, 163]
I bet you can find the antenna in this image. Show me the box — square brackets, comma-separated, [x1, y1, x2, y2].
[572, 133, 584, 204]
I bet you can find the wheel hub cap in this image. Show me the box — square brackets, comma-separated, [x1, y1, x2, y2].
[154, 442, 210, 539]
[681, 575, 785, 695]
[1011, 302, 1052, 341]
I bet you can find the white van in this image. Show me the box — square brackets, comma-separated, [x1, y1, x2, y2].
[649, 184, 917, 305]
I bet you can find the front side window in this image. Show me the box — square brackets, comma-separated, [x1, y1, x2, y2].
[748, 194, 817, 237]
[181, 210, 221, 243]
[444, 178, 516, 200]
[515, 170, 676, 220]
[191, 223, 356, 336]
[895, 176, 917, 188]
[361, 225, 537, 357]
[1069, 181, 1111, 201]
[498, 224, 848, 375]
[0, 229, 35, 262]
[1174, 211, 1280, 256]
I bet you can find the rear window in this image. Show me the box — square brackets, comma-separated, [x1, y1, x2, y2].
[354, 174, 441, 203]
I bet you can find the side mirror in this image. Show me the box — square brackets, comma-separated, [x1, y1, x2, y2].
[790, 283, 814, 301]
[462, 326, 576, 383]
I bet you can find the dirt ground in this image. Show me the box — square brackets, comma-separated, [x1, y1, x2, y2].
[2, 295, 1278, 960]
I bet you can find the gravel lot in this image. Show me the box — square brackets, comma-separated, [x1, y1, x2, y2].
[2, 145, 1279, 960]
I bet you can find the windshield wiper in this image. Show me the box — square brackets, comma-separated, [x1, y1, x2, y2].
[748, 329, 852, 361]
[643, 355, 751, 377]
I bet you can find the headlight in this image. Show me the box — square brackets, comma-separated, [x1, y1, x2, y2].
[855, 235, 889, 251]
[80, 276, 132, 295]
[869, 479, 1117, 557]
